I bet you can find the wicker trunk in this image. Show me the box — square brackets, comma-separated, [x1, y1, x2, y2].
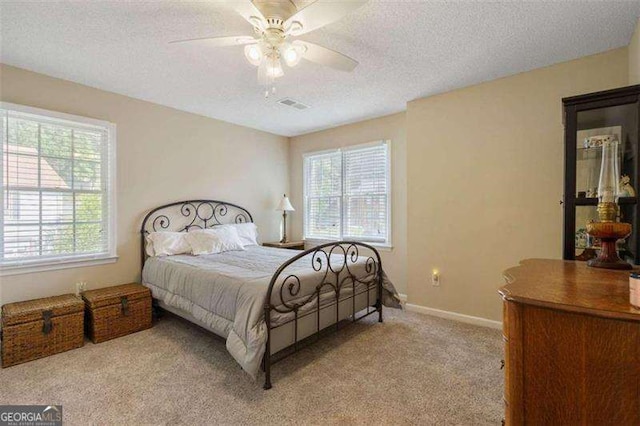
[82, 283, 152, 343]
[1, 294, 85, 367]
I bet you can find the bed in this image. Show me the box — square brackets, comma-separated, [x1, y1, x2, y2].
[140, 199, 400, 389]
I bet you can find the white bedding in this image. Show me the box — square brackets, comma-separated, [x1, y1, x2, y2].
[142, 245, 399, 378]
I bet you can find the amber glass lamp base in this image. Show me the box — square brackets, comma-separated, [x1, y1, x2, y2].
[586, 221, 632, 270]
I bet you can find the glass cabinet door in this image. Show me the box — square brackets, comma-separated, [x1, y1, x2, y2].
[574, 205, 598, 260]
[563, 85, 640, 265]
[575, 103, 638, 201]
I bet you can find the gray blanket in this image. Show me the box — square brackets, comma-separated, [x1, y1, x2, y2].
[142, 245, 400, 378]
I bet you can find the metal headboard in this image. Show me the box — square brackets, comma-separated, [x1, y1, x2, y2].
[140, 199, 253, 267]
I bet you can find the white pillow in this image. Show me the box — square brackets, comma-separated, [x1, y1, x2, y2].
[217, 223, 259, 247]
[186, 227, 246, 255]
[145, 236, 155, 257]
[146, 232, 191, 257]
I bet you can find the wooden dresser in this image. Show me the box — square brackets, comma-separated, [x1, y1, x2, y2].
[499, 259, 640, 425]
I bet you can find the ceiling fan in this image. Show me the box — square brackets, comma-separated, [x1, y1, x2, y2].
[170, 0, 368, 97]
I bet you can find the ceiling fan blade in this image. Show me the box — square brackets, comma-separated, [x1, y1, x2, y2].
[298, 41, 358, 72]
[169, 35, 257, 47]
[229, 0, 267, 29]
[285, 0, 367, 35]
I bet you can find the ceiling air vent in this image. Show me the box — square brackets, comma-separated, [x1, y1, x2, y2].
[277, 98, 310, 110]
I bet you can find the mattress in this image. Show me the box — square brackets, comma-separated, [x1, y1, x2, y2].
[142, 245, 393, 378]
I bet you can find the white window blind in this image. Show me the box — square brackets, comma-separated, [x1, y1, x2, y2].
[304, 150, 342, 239]
[303, 141, 390, 244]
[343, 143, 389, 242]
[1, 104, 116, 271]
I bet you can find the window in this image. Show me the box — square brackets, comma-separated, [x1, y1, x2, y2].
[303, 141, 390, 245]
[1, 103, 116, 274]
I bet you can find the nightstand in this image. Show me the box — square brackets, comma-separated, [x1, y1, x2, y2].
[262, 241, 305, 250]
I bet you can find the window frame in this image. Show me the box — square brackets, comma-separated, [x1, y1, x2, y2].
[303, 140, 392, 249]
[0, 102, 118, 276]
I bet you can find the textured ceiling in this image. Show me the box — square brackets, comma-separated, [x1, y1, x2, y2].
[1, 1, 639, 137]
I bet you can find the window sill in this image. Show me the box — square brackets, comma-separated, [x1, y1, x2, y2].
[0, 255, 119, 276]
[303, 238, 393, 252]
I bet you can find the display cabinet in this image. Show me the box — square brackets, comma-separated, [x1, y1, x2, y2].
[563, 85, 640, 265]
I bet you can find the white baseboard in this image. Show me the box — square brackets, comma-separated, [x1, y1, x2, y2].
[405, 303, 502, 330]
[397, 293, 407, 304]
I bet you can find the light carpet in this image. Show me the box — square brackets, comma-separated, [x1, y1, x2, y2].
[1, 309, 503, 425]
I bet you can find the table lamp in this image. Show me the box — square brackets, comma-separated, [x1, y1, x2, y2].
[276, 194, 295, 243]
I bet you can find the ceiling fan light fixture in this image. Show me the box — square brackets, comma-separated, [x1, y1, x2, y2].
[287, 21, 303, 35]
[257, 54, 283, 85]
[282, 45, 300, 67]
[248, 16, 264, 30]
[267, 57, 284, 78]
[171, 0, 366, 96]
[244, 44, 262, 66]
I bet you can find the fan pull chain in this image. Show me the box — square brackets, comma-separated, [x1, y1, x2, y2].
[264, 79, 277, 98]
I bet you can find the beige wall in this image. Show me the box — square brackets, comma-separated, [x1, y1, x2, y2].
[631, 18, 640, 85]
[289, 113, 407, 294]
[406, 48, 629, 321]
[0, 44, 634, 317]
[0, 64, 289, 305]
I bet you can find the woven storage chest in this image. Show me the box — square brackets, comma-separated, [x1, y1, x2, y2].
[1, 294, 84, 367]
[82, 283, 152, 343]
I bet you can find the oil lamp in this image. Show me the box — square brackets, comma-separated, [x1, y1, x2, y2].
[586, 137, 632, 270]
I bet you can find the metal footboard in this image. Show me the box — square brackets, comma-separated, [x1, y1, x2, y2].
[262, 241, 383, 390]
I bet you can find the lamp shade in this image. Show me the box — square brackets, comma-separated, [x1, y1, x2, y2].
[281, 42, 305, 67]
[244, 44, 262, 67]
[597, 137, 620, 204]
[276, 194, 295, 211]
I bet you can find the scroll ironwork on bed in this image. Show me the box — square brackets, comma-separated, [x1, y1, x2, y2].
[140, 200, 383, 390]
[140, 199, 253, 266]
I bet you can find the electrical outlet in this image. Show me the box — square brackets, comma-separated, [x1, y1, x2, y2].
[432, 270, 440, 286]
